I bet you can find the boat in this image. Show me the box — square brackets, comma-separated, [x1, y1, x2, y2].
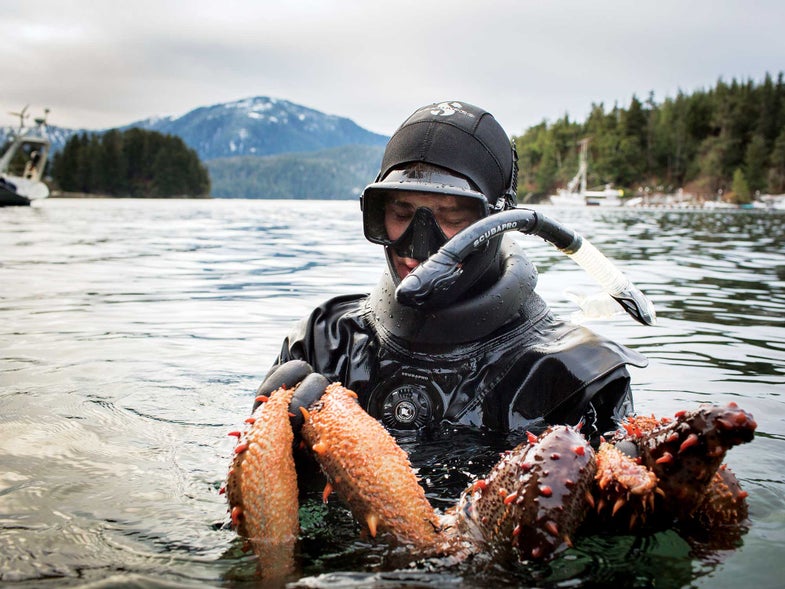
[549, 137, 623, 207]
[0, 106, 51, 207]
[759, 193, 785, 210]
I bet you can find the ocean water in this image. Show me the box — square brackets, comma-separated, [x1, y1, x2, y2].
[1, 198, 783, 588]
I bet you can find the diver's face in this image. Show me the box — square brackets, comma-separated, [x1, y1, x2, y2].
[384, 192, 482, 280]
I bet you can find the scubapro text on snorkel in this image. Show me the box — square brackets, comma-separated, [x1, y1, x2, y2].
[472, 221, 518, 248]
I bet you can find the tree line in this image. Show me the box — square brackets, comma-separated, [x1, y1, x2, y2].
[206, 145, 383, 199]
[514, 72, 785, 203]
[51, 128, 210, 198]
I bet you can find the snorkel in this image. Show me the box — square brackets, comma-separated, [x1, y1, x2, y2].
[396, 208, 657, 326]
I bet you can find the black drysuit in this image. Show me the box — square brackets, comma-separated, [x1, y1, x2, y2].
[269, 238, 647, 442]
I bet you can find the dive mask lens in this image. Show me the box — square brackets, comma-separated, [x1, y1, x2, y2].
[360, 164, 491, 246]
[361, 188, 392, 245]
[362, 189, 488, 248]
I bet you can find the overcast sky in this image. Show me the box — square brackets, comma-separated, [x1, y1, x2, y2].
[2, 0, 782, 137]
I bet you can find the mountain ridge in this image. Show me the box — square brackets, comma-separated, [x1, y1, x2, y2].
[2, 96, 391, 198]
[2, 96, 390, 160]
[123, 96, 389, 161]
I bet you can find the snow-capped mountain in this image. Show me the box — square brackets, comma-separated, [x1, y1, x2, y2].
[124, 96, 389, 160]
[2, 96, 389, 161]
[1, 97, 390, 198]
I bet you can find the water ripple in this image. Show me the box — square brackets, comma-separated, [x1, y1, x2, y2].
[1, 200, 784, 587]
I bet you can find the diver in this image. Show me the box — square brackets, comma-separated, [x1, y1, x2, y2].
[254, 100, 647, 445]
[23, 150, 41, 179]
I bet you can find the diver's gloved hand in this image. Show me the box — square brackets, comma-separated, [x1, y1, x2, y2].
[614, 439, 639, 459]
[289, 372, 330, 434]
[253, 360, 314, 411]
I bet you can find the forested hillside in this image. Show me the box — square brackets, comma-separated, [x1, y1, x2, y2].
[206, 145, 384, 199]
[42, 75, 785, 202]
[50, 128, 210, 198]
[515, 73, 785, 203]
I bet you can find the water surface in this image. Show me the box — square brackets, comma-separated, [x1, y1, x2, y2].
[1, 199, 783, 588]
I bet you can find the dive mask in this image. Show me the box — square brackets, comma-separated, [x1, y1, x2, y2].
[361, 164, 489, 260]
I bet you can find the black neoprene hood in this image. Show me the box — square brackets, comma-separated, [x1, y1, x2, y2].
[360, 101, 518, 308]
[376, 101, 517, 209]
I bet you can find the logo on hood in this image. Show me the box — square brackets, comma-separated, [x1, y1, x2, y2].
[429, 101, 475, 118]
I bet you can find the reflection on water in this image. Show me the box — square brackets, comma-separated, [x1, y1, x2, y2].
[1, 199, 784, 588]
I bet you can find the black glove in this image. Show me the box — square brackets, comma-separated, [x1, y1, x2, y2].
[253, 360, 313, 411]
[288, 372, 330, 433]
[614, 439, 639, 458]
[252, 360, 330, 434]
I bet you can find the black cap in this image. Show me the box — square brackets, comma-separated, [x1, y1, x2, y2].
[377, 101, 517, 209]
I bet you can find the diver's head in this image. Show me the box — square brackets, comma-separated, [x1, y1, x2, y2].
[361, 101, 518, 306]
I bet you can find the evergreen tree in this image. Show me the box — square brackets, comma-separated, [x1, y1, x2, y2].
[51, 134, 81, 191]
[697, 135, 729, 194]
[535, 136, 560, 194]
[756, 73, 781, 147]
[768, 126, 785, 193]
[507, 72, 783, 199]
[75, 134, 96, 193]
[97, 129, 127, 195]
[744, 134, 768, 194]
[622, 95, 647, 148]
[51, 128, 210, 197]
[731, 167, 751, 203]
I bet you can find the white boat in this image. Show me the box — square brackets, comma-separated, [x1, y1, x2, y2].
[0, 106, 51, 207]
[548, 137, 623, 206]
[549, 189, 586, 207]
[758, 193, 785, 210]
[584, 185, 623, 206]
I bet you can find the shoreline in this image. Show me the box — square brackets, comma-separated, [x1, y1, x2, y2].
[49, 191, 211, 199]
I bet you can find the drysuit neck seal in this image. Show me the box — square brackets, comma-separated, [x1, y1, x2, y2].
[368, 237, 547, 346]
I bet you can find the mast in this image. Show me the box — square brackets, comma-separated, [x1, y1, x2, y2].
[565, 137, 590, 196]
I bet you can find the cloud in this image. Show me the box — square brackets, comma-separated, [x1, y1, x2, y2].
[1, 0, 782, 136]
